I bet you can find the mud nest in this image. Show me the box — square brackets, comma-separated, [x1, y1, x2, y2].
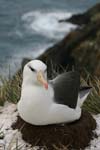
[12, 110, 96, 150]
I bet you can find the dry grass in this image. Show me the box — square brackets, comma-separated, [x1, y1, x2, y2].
[0, 70, 99, 150]
[0, 71, 22, 106]
[83, 75, 100, 114]
[0, 69, 100, 114]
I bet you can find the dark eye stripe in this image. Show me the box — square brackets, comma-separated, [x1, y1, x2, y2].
[29, 66, 35, 72]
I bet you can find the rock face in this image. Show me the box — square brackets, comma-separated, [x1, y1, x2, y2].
[22, 3, 100, 78]
[12, 110, 96, 150]
[38, 3, 100, 78]
[60, 3, 100, 25]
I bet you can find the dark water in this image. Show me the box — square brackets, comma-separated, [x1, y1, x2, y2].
[0, 0, 100, 77]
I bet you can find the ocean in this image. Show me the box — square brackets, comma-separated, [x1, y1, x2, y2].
[0, 0, 100, 77]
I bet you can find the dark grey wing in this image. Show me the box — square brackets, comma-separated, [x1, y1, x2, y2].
[51, 71, 80, 109]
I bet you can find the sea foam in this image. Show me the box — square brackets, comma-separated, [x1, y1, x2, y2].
[22, 10, 77, 40]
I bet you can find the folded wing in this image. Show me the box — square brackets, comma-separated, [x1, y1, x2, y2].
[50, 71, 80, 109]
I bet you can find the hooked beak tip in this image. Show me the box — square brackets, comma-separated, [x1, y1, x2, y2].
[44, 82, 48, 90]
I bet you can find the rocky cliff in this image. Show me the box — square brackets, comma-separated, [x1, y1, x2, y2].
[22, 3, 100, 78]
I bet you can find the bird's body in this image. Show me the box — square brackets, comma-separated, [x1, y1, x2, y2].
[18, 84, 81, 125]
[18, 60, 91, 125]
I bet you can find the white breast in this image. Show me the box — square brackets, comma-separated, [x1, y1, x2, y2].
[17, 85, 53, 125]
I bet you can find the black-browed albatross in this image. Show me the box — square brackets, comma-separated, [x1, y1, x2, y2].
[18, 60, 91, 125]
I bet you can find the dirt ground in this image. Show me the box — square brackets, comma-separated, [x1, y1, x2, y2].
[12, 110, 96, 150]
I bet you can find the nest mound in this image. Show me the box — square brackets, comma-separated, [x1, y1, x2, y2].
[12, 110, 96, 150]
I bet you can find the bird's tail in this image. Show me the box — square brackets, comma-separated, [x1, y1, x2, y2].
[77, 86, 92, 107]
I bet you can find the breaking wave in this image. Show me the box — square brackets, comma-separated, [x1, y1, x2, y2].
[22, 10, 77, 40]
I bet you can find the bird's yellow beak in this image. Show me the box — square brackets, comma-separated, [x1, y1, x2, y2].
[37, 71, 48, 90]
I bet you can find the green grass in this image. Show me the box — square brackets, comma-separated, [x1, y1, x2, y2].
[0, 70, 100, 114]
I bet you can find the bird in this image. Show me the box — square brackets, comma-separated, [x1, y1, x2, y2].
[17, 59, 92, 125]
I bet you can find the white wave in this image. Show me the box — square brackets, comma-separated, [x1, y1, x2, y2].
[22, 10, 77, 40]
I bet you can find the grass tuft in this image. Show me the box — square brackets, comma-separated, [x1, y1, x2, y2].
[0, 69, 100, 114]
[83, 76, 100, 114]
[0, 72, 22, 105]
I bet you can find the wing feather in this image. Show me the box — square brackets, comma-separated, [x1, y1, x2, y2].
[51, 71, 80, 108]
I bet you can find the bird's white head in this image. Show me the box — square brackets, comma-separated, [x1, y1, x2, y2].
[23, 60, 48, 89]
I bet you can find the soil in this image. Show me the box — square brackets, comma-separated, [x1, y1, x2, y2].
[12, 109, 96, 150]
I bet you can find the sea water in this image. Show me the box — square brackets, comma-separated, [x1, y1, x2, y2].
[0, 0, 100, 77]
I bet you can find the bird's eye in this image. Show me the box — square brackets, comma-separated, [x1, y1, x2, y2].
[29, 66, 35, 72]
